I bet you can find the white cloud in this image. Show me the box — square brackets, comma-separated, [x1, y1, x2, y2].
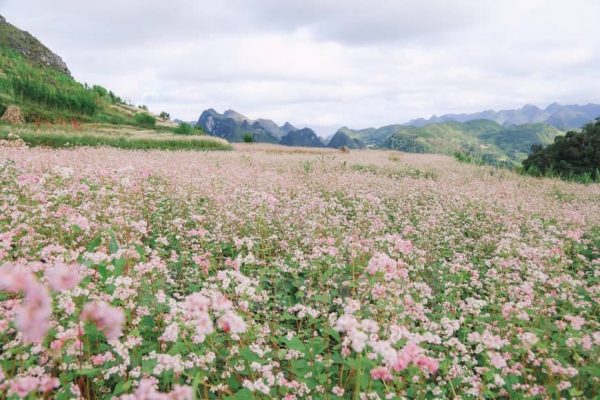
[1, 0, 599, 134]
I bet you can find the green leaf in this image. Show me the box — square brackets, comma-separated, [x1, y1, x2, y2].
[240, 347, 260, 363]
[225, 388, 254, 400]
[112, 380, 132, 396]
[113, 257, 125, 277]
[109, 236, 119, 254]
[284, 336, 305, 352]
[86, 235, 102, 252]
[75, 368, 100, 377]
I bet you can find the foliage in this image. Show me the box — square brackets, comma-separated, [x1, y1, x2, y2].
[346, 120, 561, 166]
[242, 132, 254, 143]
[0, 46, 138, 124]
[522, 119, 600, 181]
[174, 122, 196, 135]
[134, 112, 156, 128]
[385, 134, 429, 153]
[159, 111, 170, 120]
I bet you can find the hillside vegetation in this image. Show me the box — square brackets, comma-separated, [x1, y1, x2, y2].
[338, 120, 562, 165]
[523, 119, 600, 181]
[0, 39, 227, 151]
[0, 46, 135, 124]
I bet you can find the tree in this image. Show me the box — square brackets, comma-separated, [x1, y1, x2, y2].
[159, 111, 170, 120]
[522, 118, 600, 180]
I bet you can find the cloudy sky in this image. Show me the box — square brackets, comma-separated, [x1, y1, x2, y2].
[2, 0, 600, 134]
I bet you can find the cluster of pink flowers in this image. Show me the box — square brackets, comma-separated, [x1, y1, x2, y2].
[172, 291, 246, 343]
[45, 262, 82, 291]
[0, 266, 52, 343]
[364, 252, 408, 279]
[80, 301, 125, 339]
[6, 374, 60, 398]
[120, 378, 192, 400]
[336, 312, 439, 379]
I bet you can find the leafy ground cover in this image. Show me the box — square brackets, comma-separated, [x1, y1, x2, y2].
[0, 145, 598, 399]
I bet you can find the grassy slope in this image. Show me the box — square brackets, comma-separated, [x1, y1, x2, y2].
[0, 47, 230, 151]
[0, 46, 135, 124]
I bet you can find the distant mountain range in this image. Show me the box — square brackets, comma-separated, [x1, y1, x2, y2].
[193, 102, 599, 162]
[407, 103, 600, 130]
[197, 109, 328, 147]
[339, 120, 563, 164]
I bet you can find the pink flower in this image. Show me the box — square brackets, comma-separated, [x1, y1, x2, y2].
[217, 311, 247, 334]
[38, 376, 60, 393]
[10, 376, 39, 398]
[414, 355, 439, 374]
[488, 351, 507, 369]
[184, 293, 210, 318]
[169, 385, 193, 400]
[195, 312, 214, 335]
[46, 262, 82, 291]
[15, 280, 52, 343]
[160, 323, 179, 342]
[211, 292, 233, 312]
[0, 267, 52, 343]
[391, 351, 411, 371]
[371, 366, 393, 381]
[81, 301, 125, 339]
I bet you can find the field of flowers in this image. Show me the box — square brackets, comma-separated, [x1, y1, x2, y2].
[0, 143, 599, 399]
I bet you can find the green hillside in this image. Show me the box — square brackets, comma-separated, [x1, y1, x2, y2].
[0, 46, 135, 124]
[340, 119, 561, 165]
[0, 45, 229, 151]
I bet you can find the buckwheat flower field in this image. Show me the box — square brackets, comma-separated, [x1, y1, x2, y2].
[0, 144, 598, 399]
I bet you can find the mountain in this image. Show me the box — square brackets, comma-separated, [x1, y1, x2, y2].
[280, 128, 325, 147]
[406, 103, 600, 130]
[197, 109, 299, 143]
[0, 14, 71, 77]
[327, 130, 366, 149]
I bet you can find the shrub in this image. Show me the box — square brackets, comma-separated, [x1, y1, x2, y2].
[174, 122, 195, 135]
[134, 112, 156, 128]
[243, 132, 254, 143]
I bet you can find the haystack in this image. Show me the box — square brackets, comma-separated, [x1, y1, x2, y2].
[0, 105, 25, 125]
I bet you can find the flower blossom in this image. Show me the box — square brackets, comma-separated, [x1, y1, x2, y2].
[80, 301, 125, 339]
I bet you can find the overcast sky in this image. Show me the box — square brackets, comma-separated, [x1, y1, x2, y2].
[2, 0, 600, 134]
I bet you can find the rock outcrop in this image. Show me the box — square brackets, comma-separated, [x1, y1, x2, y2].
[0, 14, 71, 77]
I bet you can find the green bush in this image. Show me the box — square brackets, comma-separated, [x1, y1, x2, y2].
[0, 103, 6, 116]
[243, 132, 254, 143]
[522, 119, 600, 182]
[175, 122, 194, 135]
[134, 113, 156, 128]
